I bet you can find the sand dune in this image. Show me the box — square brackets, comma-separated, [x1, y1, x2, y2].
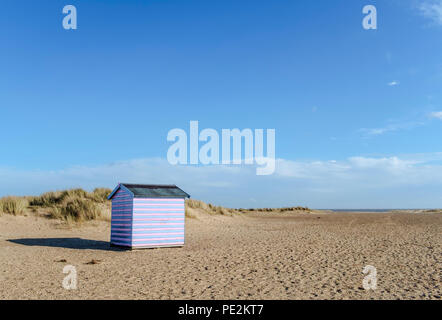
[0, 210, 440, 299]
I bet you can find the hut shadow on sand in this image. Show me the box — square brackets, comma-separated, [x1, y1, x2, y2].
[8, 238, 125, 251]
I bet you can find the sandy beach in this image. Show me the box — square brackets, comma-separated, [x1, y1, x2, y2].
[0, 210, 440, 300]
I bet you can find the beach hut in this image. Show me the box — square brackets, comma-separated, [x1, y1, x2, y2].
[107, 183, 190, 249]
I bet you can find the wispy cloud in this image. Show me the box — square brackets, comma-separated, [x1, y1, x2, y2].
[360, 110, 441, 137]
[1, 154, 442, 208]
[429, 111, 442, 119]
[419, 0, 442, 25]
[362, 127, 390, 136]
[388, 80, 399, 86]
[360, 120, 424, 136]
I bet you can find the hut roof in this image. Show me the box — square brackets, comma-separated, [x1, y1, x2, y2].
[108, 183, 190, 200]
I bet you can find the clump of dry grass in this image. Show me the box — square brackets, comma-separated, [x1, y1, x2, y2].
[29, 191, 63, 207]
[186, 199, 237, 217]
[49, 197, 102, 222]
[185, 207, 195, 218]
[29, 188, 113, 223]
[423, 209, 442, 214]
[29, 188, 112, 208]
[238, 206, 311, 213]
[185, 199, 311, 217]
[91, 188, 113, 203]
[98, 201, 112, 222]
[0, 196, 28, 215]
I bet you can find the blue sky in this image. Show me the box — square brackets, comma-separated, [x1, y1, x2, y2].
[1, 0, 441, 208]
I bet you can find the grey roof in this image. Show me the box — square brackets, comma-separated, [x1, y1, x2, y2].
[108, 183, 190, 200]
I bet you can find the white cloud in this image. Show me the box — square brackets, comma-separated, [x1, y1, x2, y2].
[429, 111, 442, 119]
[274, 155, 442, 208]
[1, 154, 442, 209]
[348, 156, 416, 171]
[360, 120, 424, 136]
[363, 127, 390, 136]
[388, 81, 399, 86]
[360, 111, 437, 137]
[419, 0, 442, 25]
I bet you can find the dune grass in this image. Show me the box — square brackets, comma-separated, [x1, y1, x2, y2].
[238, 206, 311, 213]
[29, 188, 112, 207]
[29, 190, 233, 222]
[185, 199, 237, 217]
[0, 196, 28, 215]
[1, 187, 312, 222]
[3, 189, 218, 222]
[90, 188, 113, 203]
[49, 198, 102, 222]
[185, 199, 311, 217]
[27, 188, 113, 223]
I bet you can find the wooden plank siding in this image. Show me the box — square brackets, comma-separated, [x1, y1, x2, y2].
[110, 188, 133, 247]
[131, 198, 185, 248]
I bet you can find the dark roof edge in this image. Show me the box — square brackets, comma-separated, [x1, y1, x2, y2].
[120, 183, 179, 189]
[107, 183, 136, 200]
[168, 185, 191, 199]
[108, 183, 191, 199]
[107, 184, 121, 200]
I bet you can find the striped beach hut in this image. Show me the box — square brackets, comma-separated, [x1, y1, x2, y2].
[107, 183, 190, 249]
